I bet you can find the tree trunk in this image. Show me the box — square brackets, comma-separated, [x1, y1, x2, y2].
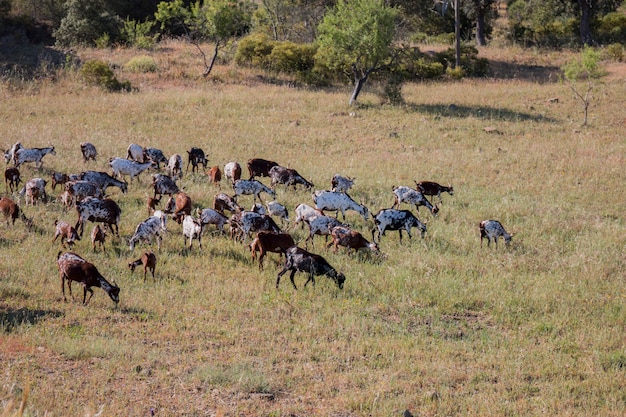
[349, 65, 374, 106]
[203, 42, 220, 77]
[578, 0, 593, 46]
[455, 0, 461, 68]
[475, 7, 487, 46]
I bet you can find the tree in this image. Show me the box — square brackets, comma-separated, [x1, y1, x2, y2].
[461, 0, 496, 46]
[155, 0, 255, 77]
[54, 0, 122, 47]
[316, 0, 398, 106]
[561, 46, 604, 127]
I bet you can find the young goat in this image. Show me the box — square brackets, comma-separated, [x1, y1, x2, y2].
[479, 220, 513, 248]
[91, 224, 107, 252]
[4, 167, 21, 193]
[128, 251, 157, 281]
[415, 180, 454, 204]
[187, 147, 208, 173]
[57, 251, 120, 305]
[372, 208, 427, 243]
[0, 197, 32, 228]
[52, 220, 81, 249]
[224, 161, 242, 184]
[80, 142, 97, 162]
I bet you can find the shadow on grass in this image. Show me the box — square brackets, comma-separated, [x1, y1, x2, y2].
[487, 60, 562, 84]
[403, 103, 557, 123]
[0, 306, 63, 333]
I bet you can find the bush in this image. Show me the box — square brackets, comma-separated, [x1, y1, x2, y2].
[54, 0, 122, 47]
[124, 56, 159, 73]
[234, 33, 275, 68]
[269, 42, 317, 74]
[604, 43, 624, 62]
[434, 44, 489, 77]
[80, 59, 132, 92]
[121, 18, 157, 49]
[597, 12, 626, 44]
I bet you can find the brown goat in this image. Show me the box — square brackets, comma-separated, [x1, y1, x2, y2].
[249, 231, 295, 270]
[91, 224, 107, 252]
[51, 172, 70, 191]
[328, 226, 379, 254]
[0, 197, 31, 228]
[147, 195, 161, 216]
[207, 166, 222, 184]
[57, 251, 119, 305]
[52, 220, 81, 249]
[4, 167, 21, 193]
[128, 251, 157, 281]
[247, 158, 279, 180]
[164, 192, 192, 223]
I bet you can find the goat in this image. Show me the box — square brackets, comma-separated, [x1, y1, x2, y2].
[0, 197, 32, 227]
[80, 142, 97, 162]
[372, 208, 427, 243]
[269, 166, 313, 190]
[128, 251, 157, 281]
[250, 203, 267, 215]
[247, 158, 279, 180]
[305, 214, 347, 249]
[313, 190, 369, 221]
[108, 157, 155, 183]
[21, 178, 47, 205]
[129, 210, 168, 251]
[328, 226, 379, 254]
[294, 203, 323, 229]
[127, 143, 145, 162]
[3, 142, 22, 164]
[4, 167, 21, 193]
[415, 181, 454, 204]
[152, 174, 180, 198]
[64, 180, 105, 206]
[147, 196, 161, 216]
[14, 145, 56, 169]
[50, 172, 69, 191]
[479, 220, 513, 248]
[198, 207, 229, 235]
[167, 153, 183, 180]
[78, 171, 128, 194]
[52, 220, 81, 249]
[182, 215, 203, 249]
[249, 231, 295, 269]
[75, 197, 122, 237]
[187, 147, 208, 173]
[164, 192, 192, 223]
[143, 147, 168, 169]
[331, 174, 355, 193]
[91, 224, 107, 252]
[207, 166, 222, 184]
[213, 192, 242, 214]
[229, 211, 281, 242]
[392, 185, 439, 216]
[224, 161, 242, 184]
[57, 251, 120, 305]
[233, 179, 276, 203]
[276, 246, 345, 290]
[266, 201, 290, 224]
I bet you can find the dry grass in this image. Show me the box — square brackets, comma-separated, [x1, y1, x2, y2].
[0, 41, 625, 417]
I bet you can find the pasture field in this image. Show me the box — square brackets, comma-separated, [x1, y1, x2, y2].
[0, 42, 625, 416]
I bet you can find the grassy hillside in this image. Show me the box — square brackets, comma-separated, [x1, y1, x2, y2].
[0, 41, 625, 417]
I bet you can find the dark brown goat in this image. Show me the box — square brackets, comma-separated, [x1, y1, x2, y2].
[247, 158, 279, 180]
[147, 196, 161, 216]
[4, 167, 21, 193]
[213, 192, 242, 215]
[415, 180, 454, 204]
[128, 251, 157, 281]
[249, 231, 295, 270]
[0, 197, 31, 227]
[91, 224, 107, 252]
[57, 251, 120, 305]
[328, 226, 379, 254]
[51, 172, 70, 191]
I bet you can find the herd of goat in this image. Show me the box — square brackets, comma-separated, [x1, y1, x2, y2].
[0, 141, 514, 306]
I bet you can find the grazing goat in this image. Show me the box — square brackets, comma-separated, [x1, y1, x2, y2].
[313, 190, 369, 221]
[294, 203, 323, 229]
[79, 171, 128, 194]
[127, 143, 145, 162]
[147, 196, 161, 216]
[331, 174, 355, 193]
[91, 224, 107, 252]
[4, 167, 21, 193]
[64, 180, 105, 206]
[129, 210, 168, 251]
[233, 179, 276, 203]
[199, 208, 229, 235]
[207, 166, 222, 184]
[14, 145, 56, 168]
[128, 251, 157, 281]
[415, 181, 454, 204]
[187, 147, 208, 173]
[224, 161, 242, 184]
[372, 208, 427, 243]
[182, 215, 203, 249]
[269, 166, 313, 190]
[249, 231, 295, 269]
[52, 220, 81, 249]
[479, 220, 513, 248]
[167, 153, 183, 180]
[57, 251, 120, 305]
[250, 203, 267, 215]
[143, 147, 168, 169]
[75, 197, 122, 237]
[108, 157, 155, 182]
[230, 211, 281, 242]
[3, 142, 22, 164]
[213, 192, 242, 214]
[80, 142, 97, 162]
[392, 185, 439, 216]
[50, 172, 69, 191]
[21, 178, 47, 205]
[247, 158, 279, 179]
[0, 197, 32, 227]
[276, 246, 345, 290]
[164, 192, 192, 223]
[152, 174, 180, 198]
[328, 226, 379, 254]
[305, 214, 347, 249]
[266, 200, 289, 224]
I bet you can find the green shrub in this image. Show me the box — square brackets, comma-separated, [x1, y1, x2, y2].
[269, 41, 317, 74]
[234, 33, 275, 68]
[54, 0, 122, 47]
[434, 45, 489, 77]
[121, 18, 157, 50]
[80, 59, 132, 92]
[124, 56, 159, 73]
[597, 11, 626, 44]
[604, 43, 624, 62]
